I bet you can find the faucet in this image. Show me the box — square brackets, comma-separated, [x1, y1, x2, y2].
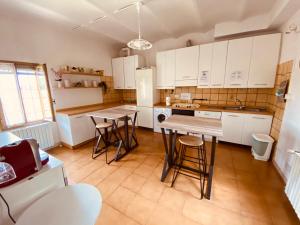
[234, 98, 245, 110]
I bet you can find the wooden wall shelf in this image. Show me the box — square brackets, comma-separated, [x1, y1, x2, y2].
[60, 71, 104, 77]
[55, 87, 100, 90]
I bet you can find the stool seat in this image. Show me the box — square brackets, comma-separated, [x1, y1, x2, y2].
[96, 122, 112, 129]
[178, 135, 203, 147]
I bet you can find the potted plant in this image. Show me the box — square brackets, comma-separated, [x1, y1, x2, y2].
[51, 68, 63, 88]
[98, 81, 107, 94]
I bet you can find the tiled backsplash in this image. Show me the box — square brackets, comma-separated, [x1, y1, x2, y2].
[121, 90, 137, 102]
[268, 60, 293, 141]
[101, 76, 122, 103]
[160, 87, 271, 108]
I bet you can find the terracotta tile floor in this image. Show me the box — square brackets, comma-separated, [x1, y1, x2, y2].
[49, 129, 300, 225]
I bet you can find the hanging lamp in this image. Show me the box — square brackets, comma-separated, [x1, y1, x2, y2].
[127, 1, 152, 50]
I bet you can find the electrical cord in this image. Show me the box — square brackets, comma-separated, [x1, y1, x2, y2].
[0, 192, 16, 224]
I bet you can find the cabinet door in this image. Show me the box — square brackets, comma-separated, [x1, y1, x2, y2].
[112, 57, 124, 89]
[210, 41, 228, 88]
[198, 43, 213, 87]
[225, 37, 253, 88]
[156, 51, 165, 88]
[242, 114, 273, 146]
[70, 115, 93, 146]
[124, 56, 136, 89]
[175, 45, 199, 85]
[137, 106, 153, 128]
[220, 112, 245, 144]
[165, 50, 176, 88]
[248, 34, 281, 88]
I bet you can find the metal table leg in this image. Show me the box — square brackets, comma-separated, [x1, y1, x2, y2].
[205, 136, 217, 199]
[160, 129, 177, 181]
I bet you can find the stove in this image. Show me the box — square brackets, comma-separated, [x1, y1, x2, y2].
[172, 103, 200, 109]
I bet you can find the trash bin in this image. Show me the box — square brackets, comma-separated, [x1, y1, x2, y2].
[251, 134, 274, 161]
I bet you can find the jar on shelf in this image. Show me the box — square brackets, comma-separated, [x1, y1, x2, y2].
[64, 79, 71, 88]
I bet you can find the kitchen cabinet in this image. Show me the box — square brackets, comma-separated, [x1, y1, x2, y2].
[220, 112, 273, 146]
[56, 113, 100, 148]
[112, 55, 144, 89]
[112, 57, 124, 89]
[210, 41, 228, 88]
[124, 56, 136, 89]
[242, 114, 273, 145]
[156, 50, 175, 89]
[220, 112, 245, 144]
[248, 33, 281, 88]
[137, 106, 153, 128]
[225, 37, 253, 88]
[197, 43, 213, 87]
[175, 45, 199, 86]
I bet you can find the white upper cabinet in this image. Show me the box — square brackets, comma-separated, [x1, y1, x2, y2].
[175, 45, 199, 86]
[248, 33, 281, 88]
[112, 57, 124, 89]
[225, 37, 253, 88]
[124, 55, 136, 89]
[197, 43, 213, 87]
[210, 41, 228, 88]
[156, 50, 175, 89]
[112, 55, 144, 89]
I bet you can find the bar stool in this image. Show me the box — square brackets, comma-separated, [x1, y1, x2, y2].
[171, 135, 207, 199]
[92, 122, 113, 163]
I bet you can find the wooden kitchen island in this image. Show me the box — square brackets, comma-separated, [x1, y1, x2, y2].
[159, 115, 223, 199]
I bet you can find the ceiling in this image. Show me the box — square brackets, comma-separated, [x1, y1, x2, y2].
[0, 0, 294, 44]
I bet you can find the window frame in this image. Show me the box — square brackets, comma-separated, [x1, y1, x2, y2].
[0, 60, 55, 130]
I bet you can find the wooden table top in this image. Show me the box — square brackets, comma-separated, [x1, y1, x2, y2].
[159, 115, 223, 137]
[86, 108, 138, 120]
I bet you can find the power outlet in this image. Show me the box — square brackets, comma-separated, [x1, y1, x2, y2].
[180, 93, 191, 100]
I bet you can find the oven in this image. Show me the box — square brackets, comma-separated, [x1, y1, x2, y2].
[171, 109, 194, 116]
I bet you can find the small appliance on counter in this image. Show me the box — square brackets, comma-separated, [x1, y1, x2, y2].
[166, 96, 171, 106]
[0, 139, 49, 188]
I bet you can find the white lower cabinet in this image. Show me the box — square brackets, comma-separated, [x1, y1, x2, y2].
[242, 114, 273, 145]
[137, 106, 153, 128]
[220, 112, 245, 144]
[56, 113, 98, 148]
[220, 112, 273, 146]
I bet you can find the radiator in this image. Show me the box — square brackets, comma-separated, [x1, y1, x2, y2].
[11, 122, 55, 150]
[285, 152, 300, 219]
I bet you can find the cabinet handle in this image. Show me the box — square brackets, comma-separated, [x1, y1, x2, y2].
[252, 117, 266, 120]
[227, 115, 239, 117]
[198, 84, 209, 86]
[183, 76, 191, 78]
[74, 116, 85, 119]
[212, 84, 222, 86]
[254, 83, 267, 86]
[230, 84, 241, 86]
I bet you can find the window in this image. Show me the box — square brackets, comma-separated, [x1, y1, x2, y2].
[0, 62, 53, 129]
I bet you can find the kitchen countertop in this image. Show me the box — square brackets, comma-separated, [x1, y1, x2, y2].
[154, 102, 274, 116]
[56, 101, 136, 116]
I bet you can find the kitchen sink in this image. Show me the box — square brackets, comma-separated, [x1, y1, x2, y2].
[223, 106, 244, 110]
[223, 106, 266, 112]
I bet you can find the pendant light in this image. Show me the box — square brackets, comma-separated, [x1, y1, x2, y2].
[127, 1, 152, 50]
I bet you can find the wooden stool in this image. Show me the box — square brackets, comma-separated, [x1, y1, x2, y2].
[92, 122, 113, 162]
[171, 135, 207, 199]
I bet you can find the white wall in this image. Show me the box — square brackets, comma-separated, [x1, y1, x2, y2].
[0, 16, 119, 110]
[136, 30, 214, 67]
[274, 9, 300, 180]
[279, 9, 300, 62]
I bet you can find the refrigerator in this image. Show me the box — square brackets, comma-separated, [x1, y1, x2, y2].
[135, 67, 159, 128]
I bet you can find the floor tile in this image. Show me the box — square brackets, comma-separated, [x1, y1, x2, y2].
[125, 195, 156, 225]
[122, 173, 146, 193]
